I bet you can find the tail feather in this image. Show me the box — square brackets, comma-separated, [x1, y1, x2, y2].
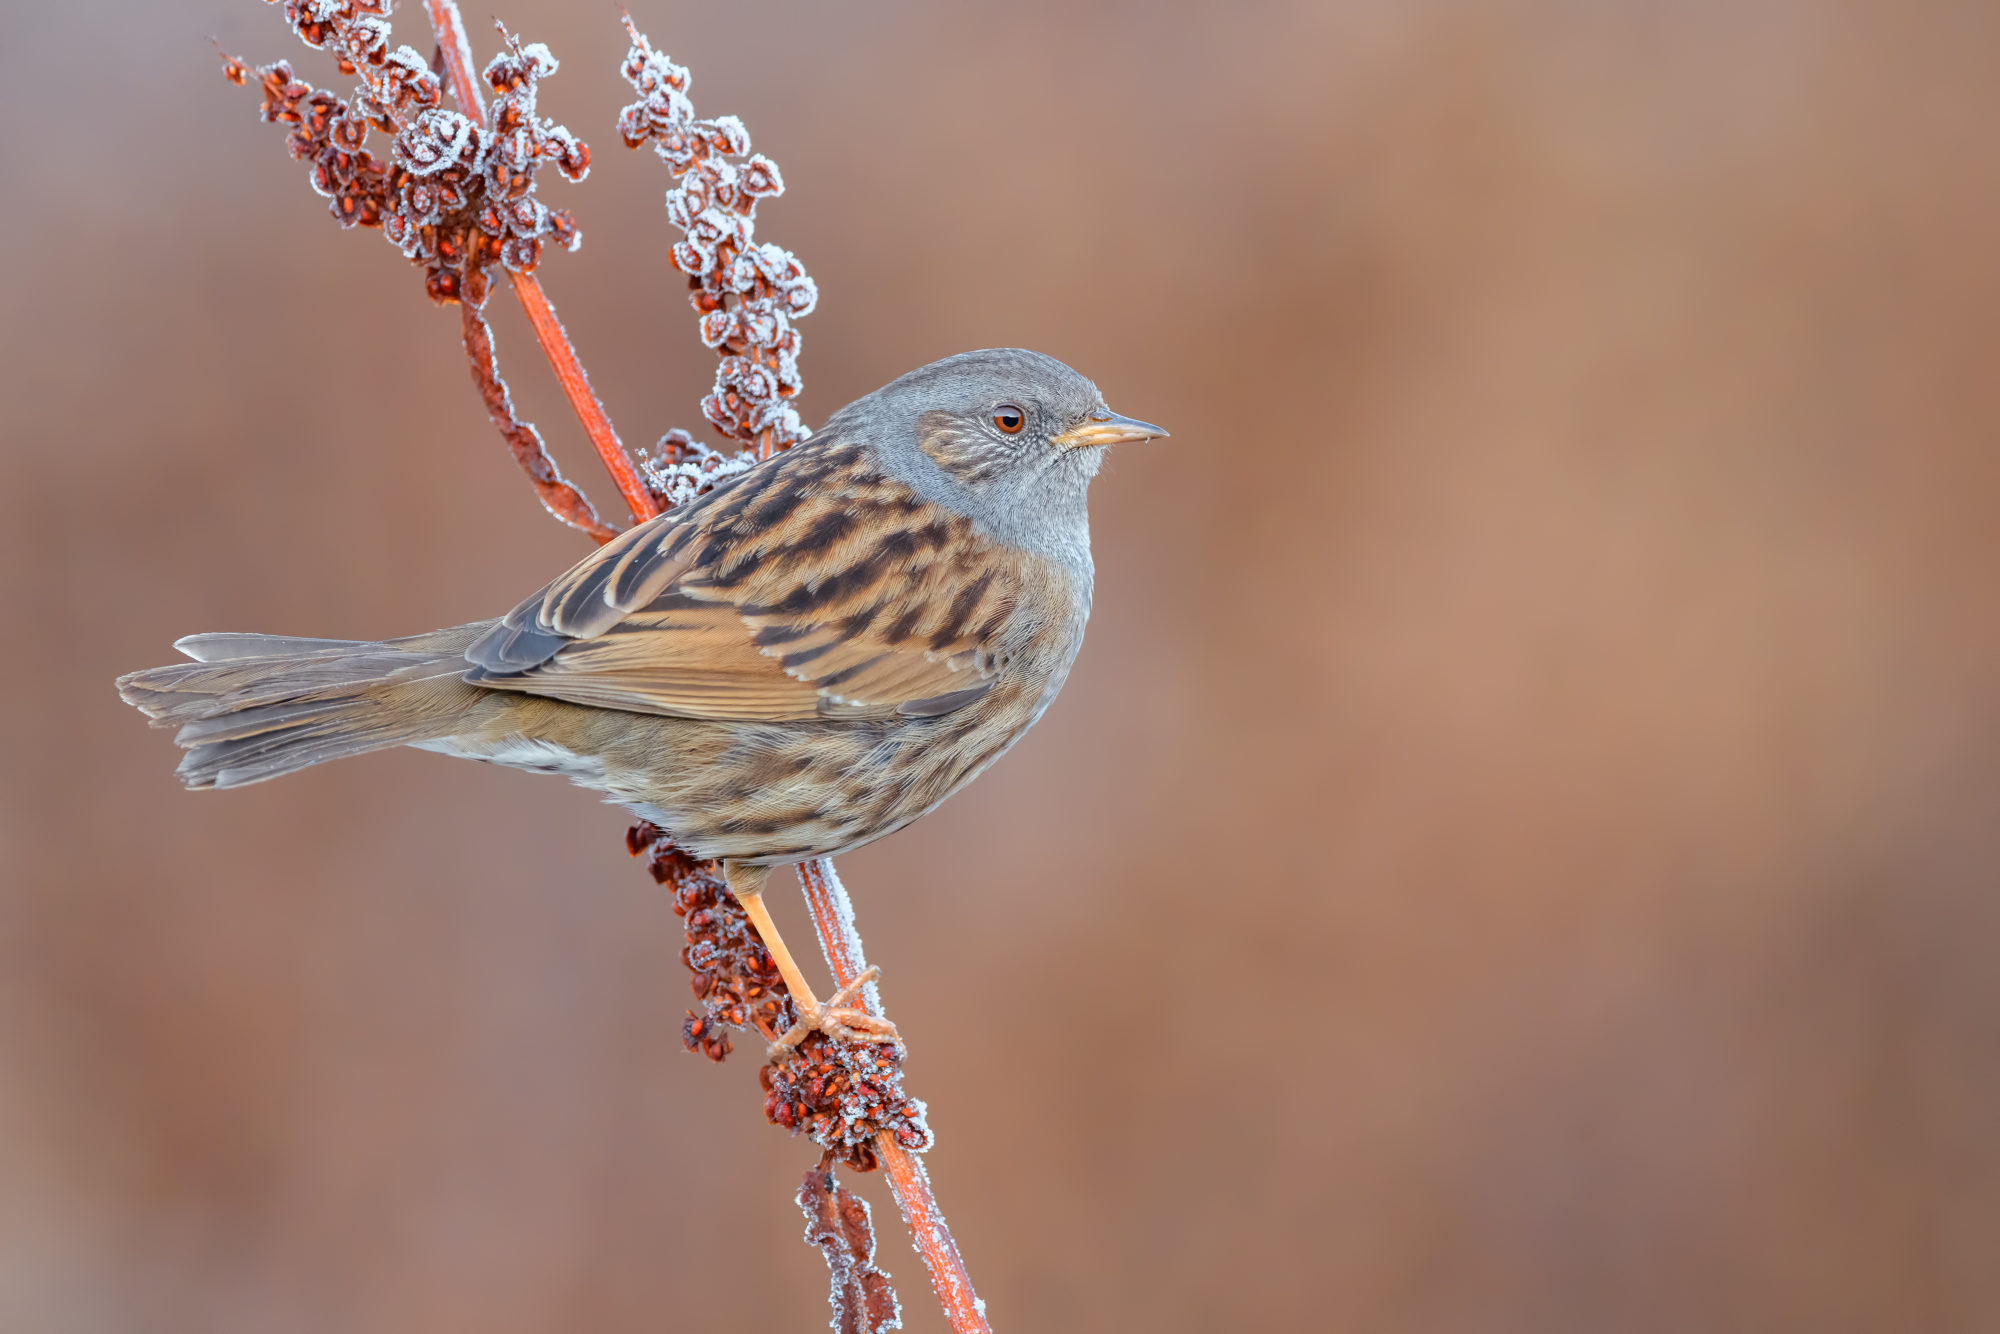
[173, 632, 367, 662]
[117, 624, 493, 789]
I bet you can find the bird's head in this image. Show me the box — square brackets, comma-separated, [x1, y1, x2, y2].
[841, 349, 1167, 542]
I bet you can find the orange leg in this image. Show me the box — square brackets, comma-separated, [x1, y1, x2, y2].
[725, 861, 901, 1057]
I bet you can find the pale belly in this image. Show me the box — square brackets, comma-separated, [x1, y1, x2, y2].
[623, 677, 1060, 865]
[411, 670, 1063, 866]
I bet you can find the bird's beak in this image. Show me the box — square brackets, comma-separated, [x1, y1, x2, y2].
[1051, 411, 1171, 450]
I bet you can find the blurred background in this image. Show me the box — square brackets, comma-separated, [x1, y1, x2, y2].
[6, 1, 2000, 1329]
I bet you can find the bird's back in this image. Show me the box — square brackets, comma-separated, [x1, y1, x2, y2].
[427, 429, 1095, 863]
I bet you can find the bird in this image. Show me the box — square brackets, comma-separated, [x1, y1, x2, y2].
[118, 347, 1166, 1053]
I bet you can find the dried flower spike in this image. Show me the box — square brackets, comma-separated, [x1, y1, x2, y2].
[225, 4, 616, 538]
[619, 17, 817, 461]
[382, 29, 588, 306]
[632, 823, 795, 1057]
[234, 56, 400, 229]
[241, 2, 588, 308]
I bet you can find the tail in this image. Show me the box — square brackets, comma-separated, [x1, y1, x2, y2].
[116, 625, 493, 789]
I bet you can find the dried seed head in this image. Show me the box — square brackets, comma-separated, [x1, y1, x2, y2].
[631, 824, 797, 1055]
[764, 1031, 933, 1171]
[231, 7, 586, 307]
[619, 17, 816, 463]
[626, 824, 932, 1168]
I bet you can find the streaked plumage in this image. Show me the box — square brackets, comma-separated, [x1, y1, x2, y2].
[118, 348, 1165, 869]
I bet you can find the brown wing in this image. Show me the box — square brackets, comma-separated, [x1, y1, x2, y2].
[462, 437, 1009, 721]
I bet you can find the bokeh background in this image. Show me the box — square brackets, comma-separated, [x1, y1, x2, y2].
[6, 1, 2000, 1329]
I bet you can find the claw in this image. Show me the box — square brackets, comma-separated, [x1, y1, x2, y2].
[767, 965, 902, 1060]
[818, 1005, 901, 1045]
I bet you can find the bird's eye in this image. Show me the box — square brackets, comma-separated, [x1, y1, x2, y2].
[992, 404, 1026, 434]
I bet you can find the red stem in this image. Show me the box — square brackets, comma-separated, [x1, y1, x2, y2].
[799, 860, 993, 1334]
[425, 5, 987, 1327]
[460, 300, 618, 541]
[507, 270, 659, 524]
[424, 0, 660, 528]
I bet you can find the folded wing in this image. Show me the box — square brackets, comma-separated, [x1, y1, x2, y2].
[463, 438, 1008, 721]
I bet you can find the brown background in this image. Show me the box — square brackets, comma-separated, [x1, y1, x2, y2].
[6, 1, 2000, 1330]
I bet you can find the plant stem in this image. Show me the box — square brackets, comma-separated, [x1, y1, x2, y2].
[799, 859, 993, 1334]
[460, 300, 617, 541]
[506, 270, 659, 523]
[424, 0, 659, 528]
[425, 6, 990, 1327]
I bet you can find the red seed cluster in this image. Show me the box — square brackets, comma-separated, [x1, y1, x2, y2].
[629, 824, 795, 1062]
[764, 1032, 933, 1172]
[269, 1, 440, 118]
[639, 428, 758, 513]
[235, 58, 402, 229]
[229, 4, 587, 308]
[618, 18, 817, 458]
[627, 824, 931, 1169]
[275, 0, 390, 67]
[382, 34, 587, 306]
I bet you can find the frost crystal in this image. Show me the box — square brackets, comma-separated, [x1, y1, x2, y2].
[619, 18, 816, 458]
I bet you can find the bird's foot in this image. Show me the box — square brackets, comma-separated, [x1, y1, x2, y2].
[768, 966, 901, 1059]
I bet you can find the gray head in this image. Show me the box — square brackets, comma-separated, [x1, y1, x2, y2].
[827, 348, 1166, 558]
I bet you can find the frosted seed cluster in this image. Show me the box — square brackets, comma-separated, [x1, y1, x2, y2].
[630, 825, 932, 1170]
[617, 19, 818, 460]
[631, 824, 794, 1061]
[227, 2, 588, 308]
[640, 429, 760, 512]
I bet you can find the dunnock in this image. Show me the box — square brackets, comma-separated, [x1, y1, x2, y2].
[119, 348, 1165, 1047]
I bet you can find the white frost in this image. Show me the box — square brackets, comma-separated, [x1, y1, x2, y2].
[806, 858, 885, 1017]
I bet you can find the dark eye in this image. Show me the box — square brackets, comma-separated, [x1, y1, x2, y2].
[992, 404, 1026, 434]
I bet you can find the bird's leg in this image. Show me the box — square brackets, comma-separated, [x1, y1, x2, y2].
[724, 860, 901, 1058]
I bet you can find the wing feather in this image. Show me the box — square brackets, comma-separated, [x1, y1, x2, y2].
[460, 436, 1011, 721]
